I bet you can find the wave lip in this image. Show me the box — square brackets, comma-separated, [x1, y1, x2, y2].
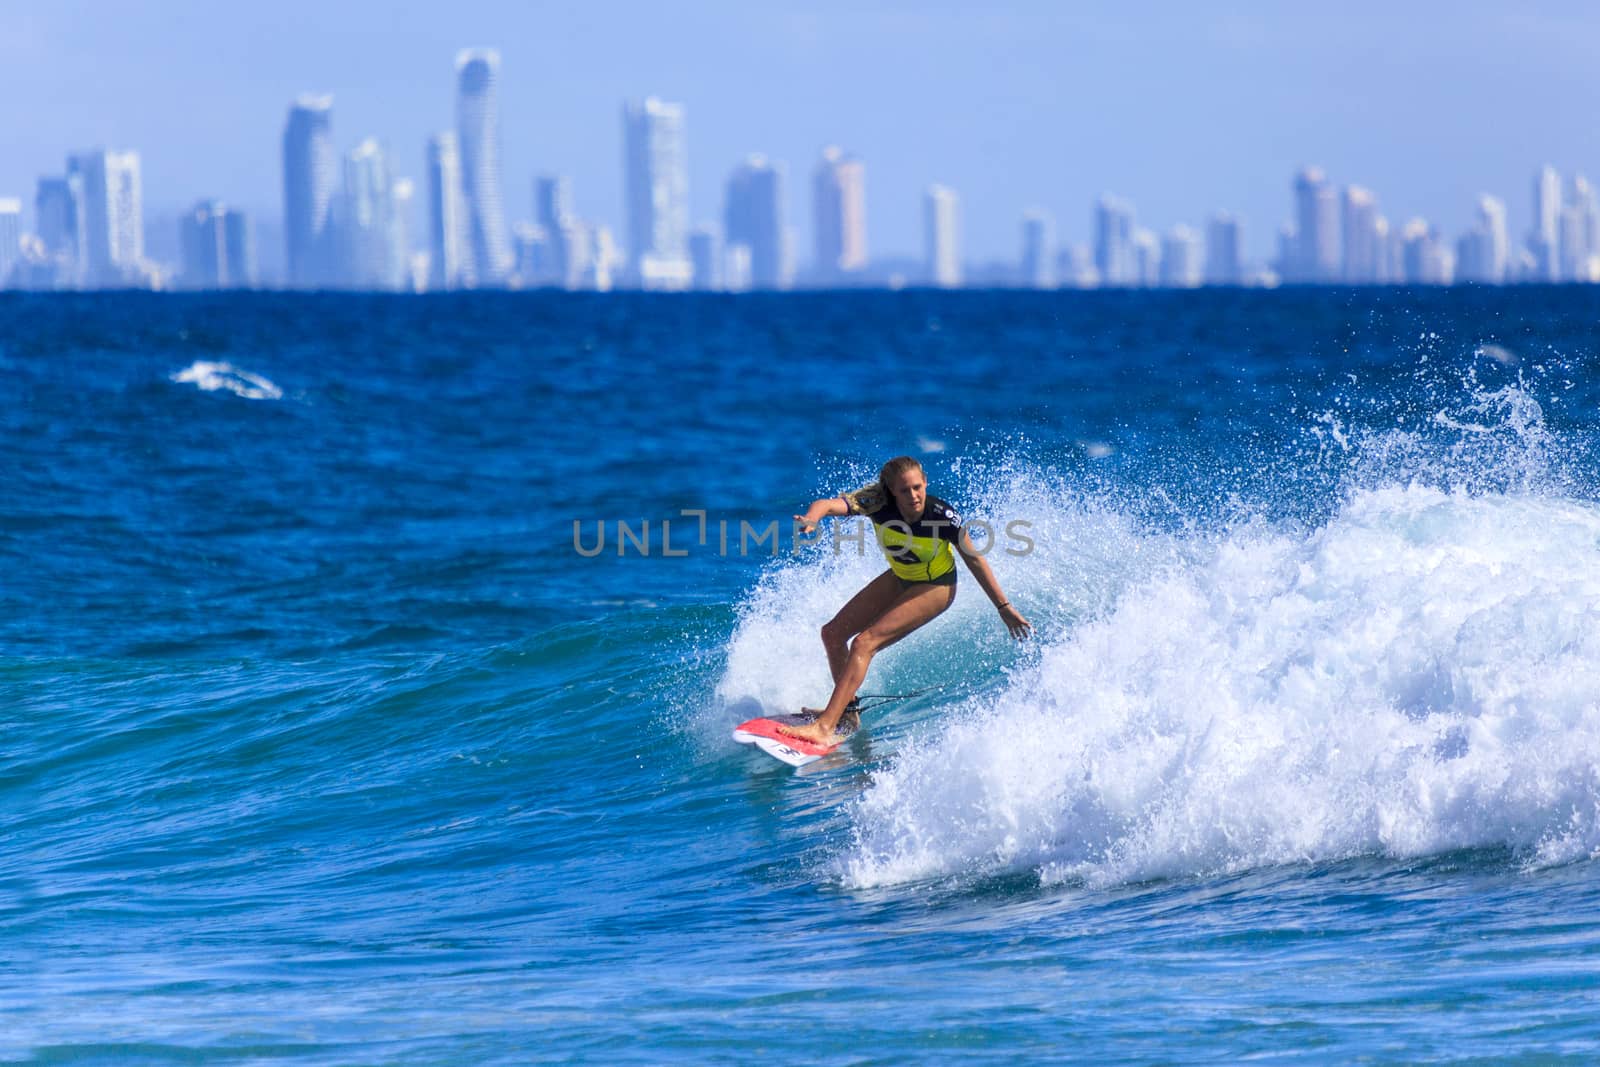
[843, 485, 1600, 890]
[171, 361, 283, 400]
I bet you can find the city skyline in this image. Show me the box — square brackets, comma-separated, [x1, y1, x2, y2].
[7, 2, 1600, 267]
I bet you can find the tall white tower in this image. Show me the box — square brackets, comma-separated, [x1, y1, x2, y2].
[425, 132, 466, 291]
[283, 96, 336, 288]
[79, 148, 144, 288]
[456, 49, 512, 286]
[0, 199, 20, 287]
[923, 184, 961, 288]
[1293, 166, 1338, 283]
[622, 97, 691, 289]
[1531, 165, 1561, 281]
[813, 146, 867, 282]
[1341, 186, 1382, 284]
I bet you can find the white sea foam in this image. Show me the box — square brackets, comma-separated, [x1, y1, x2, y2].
[171, 361, 283, 400]
[842, 484, 1600, 889]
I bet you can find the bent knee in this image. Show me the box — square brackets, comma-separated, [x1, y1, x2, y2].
[851, 630, 889, 656]
[821, 618, 849, 645]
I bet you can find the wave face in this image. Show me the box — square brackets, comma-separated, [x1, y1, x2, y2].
[842, 482, 1600, 888]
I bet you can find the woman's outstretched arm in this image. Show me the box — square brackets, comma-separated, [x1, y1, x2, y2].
[794, 494, 851, 533]
[956, 530, 1031, 639]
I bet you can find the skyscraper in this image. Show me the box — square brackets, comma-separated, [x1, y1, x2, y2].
[283, 95, 336, 288]
[1293, 166, 1339, 283]
[1399, 219, 1453, 285]
[425, 132, 466, 291]
[1530, 165, 1561, 281]
[177, 201, 253, 289]
[533, 174, 576, 287]
[1159, 225, 1202, 288]
[1094, 196, 1135, 286]
[813, 146, 867, 282]
[1020, 209, 1054, 288]
[0, 199, 20, 287]
[1204, 212, 1243, 286]
[78, 148, 144, 288]
[1560, 176, 1598, 282]
[1341, 186, 1383, 284]
[724, 156, 789, 290]
[1455, 194, 1508, 284]
[1132, 228, 1159, 287]
[622, 97, 691, 289]
[924, 185, 961, 288]
[535, 174, 572, 232]
[340, 138, 404, 290]
[35, 176, 79, 260]
[456, 49, 512, 286]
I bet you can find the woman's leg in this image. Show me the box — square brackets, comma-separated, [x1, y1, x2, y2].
[787, 580, 956, 743]
[821, 570, 903, 687]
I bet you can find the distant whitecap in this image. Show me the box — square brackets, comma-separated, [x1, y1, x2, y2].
[171, 361, 283, 400]
[917, 436, 947, 454]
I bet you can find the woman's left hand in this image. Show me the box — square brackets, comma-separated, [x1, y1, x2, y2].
[999, 604, 1031, 639]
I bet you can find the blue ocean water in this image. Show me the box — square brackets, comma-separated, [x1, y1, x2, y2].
[7, 287, 1600, 1062]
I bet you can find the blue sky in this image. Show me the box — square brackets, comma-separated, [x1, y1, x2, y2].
[4, 1, 1599, 264]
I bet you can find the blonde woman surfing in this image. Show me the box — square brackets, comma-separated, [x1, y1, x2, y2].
[785, 456, 1031, 747]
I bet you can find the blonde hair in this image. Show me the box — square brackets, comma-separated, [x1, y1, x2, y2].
[878, 456, 924, 492]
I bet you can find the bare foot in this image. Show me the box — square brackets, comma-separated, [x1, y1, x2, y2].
[779, 721, 840, 746]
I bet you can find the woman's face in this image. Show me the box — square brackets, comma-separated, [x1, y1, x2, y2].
[888, 467, 927, 518]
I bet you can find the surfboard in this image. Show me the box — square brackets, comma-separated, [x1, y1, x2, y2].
[732, 710, 857, 768]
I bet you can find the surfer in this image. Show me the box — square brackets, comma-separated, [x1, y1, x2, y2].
[782, 456, 1030, 747]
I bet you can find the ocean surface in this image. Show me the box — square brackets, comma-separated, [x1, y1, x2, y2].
[7, 287, 1600, 1063]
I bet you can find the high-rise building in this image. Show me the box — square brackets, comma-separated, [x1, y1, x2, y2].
[425, 132, 466, 291]
[178, 199, 253, 289]
[456, 49, 512, 286]
[283, 95, 336, 288]
[813, 146, 867, 282]
[390, 177, 415, 290]
[1560, 176, 1600, 282]
[338, 138, 404, 290]
[622, 97, 691, 289]
[222, 208, 255, 287]
[0, 199, 20, 287]
[1020, 209, 1055, 289]
[1457, 194, 1507, 284]
[35, 176, 79, 261]
[689, 223, 722, 291]
[1529, 165, 1561, 281]
[1094, 196, 1135, 286]
[1132, 228, 1159, 287]
[1400, 219, 1453, 285]
[1159, 225, 1202, 288]
[78, 148, 144, 288]
[1341, 186, 1383, 284]
[1292, 166, 1338, 283]
[923, 185, 961, 288]
[526, 175, 576, 286]
[724, 156, 789, 290]
[1205, 212, 1243, 285]
[535, 174, 572, 232]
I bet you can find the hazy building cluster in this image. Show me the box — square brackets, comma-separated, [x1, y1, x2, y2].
[3, 48, 1600, 293]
